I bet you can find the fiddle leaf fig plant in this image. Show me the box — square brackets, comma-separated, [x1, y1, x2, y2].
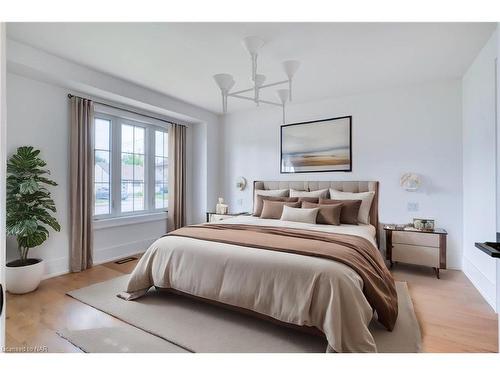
[6, 146, 61, 265]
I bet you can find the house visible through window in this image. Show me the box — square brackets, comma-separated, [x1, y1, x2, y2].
[93, 111, 168, 218]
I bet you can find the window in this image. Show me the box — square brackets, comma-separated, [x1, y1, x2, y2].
[93, 112, 168, 219]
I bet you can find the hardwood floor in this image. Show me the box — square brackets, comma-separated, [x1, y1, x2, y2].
[4, 257, 498, 353]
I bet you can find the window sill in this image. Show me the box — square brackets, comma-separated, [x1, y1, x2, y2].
[93, 211, 168, 230]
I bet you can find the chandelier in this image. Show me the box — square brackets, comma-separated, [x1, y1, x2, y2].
[213, 36, 300, 123]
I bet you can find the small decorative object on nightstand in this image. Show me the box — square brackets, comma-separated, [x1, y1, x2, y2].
[384, 225, 447, 279]
[206, 212, 250, 223]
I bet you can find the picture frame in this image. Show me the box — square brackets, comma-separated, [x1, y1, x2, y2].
[280, 116, 352, 173]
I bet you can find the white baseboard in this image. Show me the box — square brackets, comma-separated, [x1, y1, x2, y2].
[41, 238, 155, 280]
[42, 256, 70, 279]
[463, 257, 497, 312]
[92, 237, 155, 265]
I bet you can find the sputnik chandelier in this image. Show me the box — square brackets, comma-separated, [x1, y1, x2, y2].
[213, 36, 300, 123]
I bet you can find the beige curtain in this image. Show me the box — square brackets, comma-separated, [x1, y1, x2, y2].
[167, 124, 186, 231]
[70, 97, 94, 272]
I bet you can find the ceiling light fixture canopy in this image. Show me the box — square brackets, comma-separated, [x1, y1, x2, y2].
[213, 36, 300, 123]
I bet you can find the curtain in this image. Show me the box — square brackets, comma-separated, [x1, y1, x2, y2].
[167, 124, 186, 231]
[70, 97, 94, 272]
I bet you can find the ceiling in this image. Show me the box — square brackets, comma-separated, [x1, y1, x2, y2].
[7, 22, 496, 114]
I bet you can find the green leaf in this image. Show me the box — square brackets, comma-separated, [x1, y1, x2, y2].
[6, 146, 61, 255]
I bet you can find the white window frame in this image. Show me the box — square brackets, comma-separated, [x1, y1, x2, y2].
[93, 110, 169, 221]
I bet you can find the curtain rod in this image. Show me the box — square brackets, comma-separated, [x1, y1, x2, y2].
[67, 93, 184, 126]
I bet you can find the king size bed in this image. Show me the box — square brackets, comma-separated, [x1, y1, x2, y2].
[119, 181, 398, 353]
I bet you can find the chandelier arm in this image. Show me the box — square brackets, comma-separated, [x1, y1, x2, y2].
[230, 94, 282, 107]
[229, 80, 289, 96]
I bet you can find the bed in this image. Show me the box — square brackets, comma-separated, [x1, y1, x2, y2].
[119, 180, 397, 353]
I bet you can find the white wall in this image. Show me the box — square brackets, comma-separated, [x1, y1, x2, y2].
[222, 80, 463, 269]
[462, 30, 498, 310]
[5, 40, 221, 277]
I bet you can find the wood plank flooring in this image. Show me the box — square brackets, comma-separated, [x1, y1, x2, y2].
[4, 257, 498, 353]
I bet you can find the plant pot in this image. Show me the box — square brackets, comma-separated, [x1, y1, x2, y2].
[6, 258, 45, 294]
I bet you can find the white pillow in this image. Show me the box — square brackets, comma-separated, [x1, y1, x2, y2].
[280, 205, 319, 224]
[253, 188, 289, 214]
[329, 189, 375, 224]
[289, 188, 329, 198]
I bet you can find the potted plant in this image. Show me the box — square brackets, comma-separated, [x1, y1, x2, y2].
[6, 146, 61, 294]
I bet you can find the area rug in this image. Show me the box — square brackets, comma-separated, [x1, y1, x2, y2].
[64, 276, 421, 353]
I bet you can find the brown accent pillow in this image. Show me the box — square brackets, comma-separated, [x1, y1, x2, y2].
[253, 196, 299, 217]
[297, 197, 319, 204]
[319, 199, 362, 225]
[302, 201, 343, 225]
[260, 200, 301, 220]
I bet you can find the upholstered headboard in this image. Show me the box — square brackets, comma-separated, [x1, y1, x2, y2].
[253, 180, 380, 245]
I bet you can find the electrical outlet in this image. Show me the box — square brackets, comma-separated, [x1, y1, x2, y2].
[407, 202, 419, 212]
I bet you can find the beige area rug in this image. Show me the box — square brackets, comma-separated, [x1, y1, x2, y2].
[63, 276, 421, 353]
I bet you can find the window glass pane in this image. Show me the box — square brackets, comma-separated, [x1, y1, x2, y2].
[163, 132, 168, 157]
[121, 123, 146, 213]
[121, 153, 134, 181]
[95, 119, 110, 150]
[134, 126, 145, 154]
[94, 183, 110, 215]
[134, 155, 145, 181]
[94, 117, 111, 216]
[121, 182, 133, 212]
[155, 131, 163, 158]
[133, 182, 144, 211]
[121, 124, 134, 153]
[155, 157, 164, 183]
[94, 151, 110, 183]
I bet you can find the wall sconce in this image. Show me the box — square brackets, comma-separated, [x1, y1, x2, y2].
[236, 176, 247, 191]
[400, 173, 421, 191]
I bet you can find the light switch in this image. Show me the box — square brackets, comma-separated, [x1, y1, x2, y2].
[407, 202, 419, 212]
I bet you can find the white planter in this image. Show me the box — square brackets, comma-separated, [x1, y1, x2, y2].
[6, 259, 45, 294]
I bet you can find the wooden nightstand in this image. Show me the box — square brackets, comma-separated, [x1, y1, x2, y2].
[384, 226, 447, 279]
[206, 212, 250, 223]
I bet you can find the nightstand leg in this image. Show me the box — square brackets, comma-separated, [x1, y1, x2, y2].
[433, 267, 440, 279]
[389, 260, 393, 268]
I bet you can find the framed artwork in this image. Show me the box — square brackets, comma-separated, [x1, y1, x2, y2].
[280, 116, 352, 173]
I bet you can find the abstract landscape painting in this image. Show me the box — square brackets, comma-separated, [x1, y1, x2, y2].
[281, 116, 352, 173]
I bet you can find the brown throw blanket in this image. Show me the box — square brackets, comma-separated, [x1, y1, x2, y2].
[169, 223, 398, 331]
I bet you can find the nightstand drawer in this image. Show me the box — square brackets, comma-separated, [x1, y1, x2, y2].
[392, 231, 439, 247]
[210, 214, 231, 222]
[392, 244, 439, 267]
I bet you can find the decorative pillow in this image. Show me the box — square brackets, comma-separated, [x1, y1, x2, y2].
[297, 197, 319, 204]
[260, 200, 301, 220]
[289, 188, 329, 199]
[253, 189, 289, 216]
[280, 205, 319, 224]
[302, 201, 343, 225]
[328, 189, 375, 224]
[319, 198, 362, 225]
[253, 195, 298, 217]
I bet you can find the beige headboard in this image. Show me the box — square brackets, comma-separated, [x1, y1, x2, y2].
[253, 180, 380, 245]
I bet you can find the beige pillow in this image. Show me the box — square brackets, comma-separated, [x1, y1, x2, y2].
[289, 188, 329, 199]
[328, 189, 375, 224]
[253, 196, 299, 217]
[260, 200, 301, 220]
[280, 205, 319, 224]
[302, 201, 343, 225]
[252, 189, 289, 216]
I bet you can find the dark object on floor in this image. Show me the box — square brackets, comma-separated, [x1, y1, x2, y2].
[114, 257, 138, 265]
